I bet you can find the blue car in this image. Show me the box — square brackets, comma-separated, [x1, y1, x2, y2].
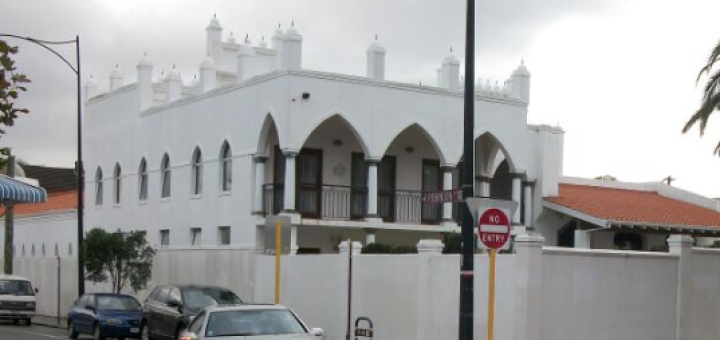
[67, 293, 142, 340]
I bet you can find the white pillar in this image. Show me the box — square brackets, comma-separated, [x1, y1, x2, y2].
[478, 176, 491, 198]
[442, 166, 454, 224]
[166, 68, 182, 102]
[511, 175, 522, 224]
[574, 229, 591, 249]
[137, 55, 153, 110]
[290, 225, 299, 255]
[514, 234, 545, 340]
[523, 181, 533, 228]
[366, 37, 386, 81]
[199, 56, 216, 92]
[109, 65, 124, 91]
[416, 238, 445, 340]
[365, 229, 376, 245]
[283, 151, 297, 212]
[367, 160, 379, 218]
[668, 234, 694, 340]
[253, 155, 267, 214]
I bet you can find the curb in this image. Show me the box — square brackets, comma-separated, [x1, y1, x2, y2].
[34, 319, 67, 330]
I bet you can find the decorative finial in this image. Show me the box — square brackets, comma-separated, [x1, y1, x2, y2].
[230, 31, 234, 37]
[90, 74, 94, 79]
[214, 13, 217, 19]
[172, 63, 176, 69]
[143, 52, 148, 57]
[450, 46, 453, 53]
[245, 33, 249, 42]
[161, 71, 165, 76]
[521, 59, 524, 65]
[291, 20, 295, 27]
[278, 23, 281, 28]
[375, 34, 378, 41]
[194, 74, 197, 80]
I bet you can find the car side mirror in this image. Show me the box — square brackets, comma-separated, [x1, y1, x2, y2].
[167, 297, 183, 309]
[179, 331, 198, 340]
[34, 288, 39, 294]
[310, 328, 324, 337]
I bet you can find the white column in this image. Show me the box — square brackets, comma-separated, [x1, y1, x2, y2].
[283, 151, 297, 212]
[574, 229, 591, 249]
[478, 176, 491, 197]
[365, 229, 376, 245]
[290, 225, 299, 255]
[514, 234, 545, 340]
[523, 181, 533, 228]
[511, 175, 522, 224]
[442, 166, 454, 224]
[253, 155, 267, 214]
[367, 160, 379, 218]
[668, 234, 694, 340]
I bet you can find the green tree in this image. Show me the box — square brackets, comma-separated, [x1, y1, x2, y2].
[85, 228, 156, 294]
[684, 40, 720, 154]
[0, 39, 31, 163]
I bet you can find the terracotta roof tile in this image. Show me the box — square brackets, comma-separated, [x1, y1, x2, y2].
[2, 190, 77, 218]
[545, 184, 720, 229]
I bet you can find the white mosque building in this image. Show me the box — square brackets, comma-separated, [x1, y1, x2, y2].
[6, 16, 720, 257]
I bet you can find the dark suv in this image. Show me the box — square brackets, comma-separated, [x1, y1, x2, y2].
[140, 284, 243, 340]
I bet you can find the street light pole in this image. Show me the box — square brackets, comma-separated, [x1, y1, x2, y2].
[459, 1, 476, 340]
[0, 33, 85, 296]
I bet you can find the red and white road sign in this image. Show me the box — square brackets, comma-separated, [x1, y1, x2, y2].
[477, 208, 511, 249]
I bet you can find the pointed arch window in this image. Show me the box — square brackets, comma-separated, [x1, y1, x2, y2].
[113, 163, 122, 204]
[95, 167, 104, 205]
[161, 154, 171, 198]
[192, 148, 203, 195]
[138, 158, 148, 201]
[221, 142, 232, 192]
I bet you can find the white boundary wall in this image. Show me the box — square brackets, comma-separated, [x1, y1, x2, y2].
[5, 234, 720, 340]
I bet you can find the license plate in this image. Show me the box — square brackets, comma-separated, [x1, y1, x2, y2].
[131, 328, 139, 333]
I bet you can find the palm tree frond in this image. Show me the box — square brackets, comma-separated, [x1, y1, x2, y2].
[697, 39, 720, 83]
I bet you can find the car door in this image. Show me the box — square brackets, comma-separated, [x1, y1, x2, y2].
[69, 296, 87, 333]
[78, 295, 96, 333]
[149, 287, 170, 338]
[160, 287, 184, 338]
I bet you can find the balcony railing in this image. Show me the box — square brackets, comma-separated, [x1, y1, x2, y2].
[263, 184, 443, 225]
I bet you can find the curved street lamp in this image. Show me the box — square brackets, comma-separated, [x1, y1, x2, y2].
[0, 33, 85, 296]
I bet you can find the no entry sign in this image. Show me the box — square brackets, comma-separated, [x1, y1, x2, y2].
[477, 208, 511, 249]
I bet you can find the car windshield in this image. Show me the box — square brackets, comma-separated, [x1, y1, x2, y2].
[96, 296, 141, 312]
[0, 279, 33, 296]
[205, 309, 306, 337]
[182, 287, 243, 311]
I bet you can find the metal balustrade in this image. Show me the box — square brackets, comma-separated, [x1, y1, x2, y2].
[262, 184, 443, 225]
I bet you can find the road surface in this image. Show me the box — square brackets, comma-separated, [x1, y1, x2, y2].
[0, 321, 73, 340]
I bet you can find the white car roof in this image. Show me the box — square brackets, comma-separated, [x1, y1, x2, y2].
[0, 274, 31, 281]
[204, 304, 289, 313]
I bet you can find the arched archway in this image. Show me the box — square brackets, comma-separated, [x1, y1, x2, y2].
[379, 123, 448, 224]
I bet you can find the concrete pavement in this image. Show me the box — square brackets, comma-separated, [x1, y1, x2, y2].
[0, 321, 69, 340]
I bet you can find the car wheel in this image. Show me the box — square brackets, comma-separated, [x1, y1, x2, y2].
[67, 321, 79, 339]
[11, 319, 18, 325]
[24, 318, 31, 327]
[93, 323, 105, 340]
[141, 323, 151, 340]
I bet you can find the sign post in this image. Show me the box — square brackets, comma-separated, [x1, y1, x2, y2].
[265, 215, 291, 304]
[477, 207, 511, 340]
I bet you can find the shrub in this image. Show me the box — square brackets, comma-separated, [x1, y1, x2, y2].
[361, 242, 417, 254]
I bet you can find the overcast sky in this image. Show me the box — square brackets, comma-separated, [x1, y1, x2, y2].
[1, 0, 720, 197]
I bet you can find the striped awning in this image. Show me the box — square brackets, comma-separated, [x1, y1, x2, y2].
[0, 174, 47, 203]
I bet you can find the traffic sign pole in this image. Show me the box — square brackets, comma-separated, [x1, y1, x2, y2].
[275, 221, 281, 304]
[487, 248, 496, 340]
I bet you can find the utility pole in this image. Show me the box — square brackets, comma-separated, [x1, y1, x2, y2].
[4, 154, 15, 274]
[459, 0, 476, 340]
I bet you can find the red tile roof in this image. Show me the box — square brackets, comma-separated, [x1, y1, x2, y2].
[1, 190, 77, 218]
[545, 184, 720, 229]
